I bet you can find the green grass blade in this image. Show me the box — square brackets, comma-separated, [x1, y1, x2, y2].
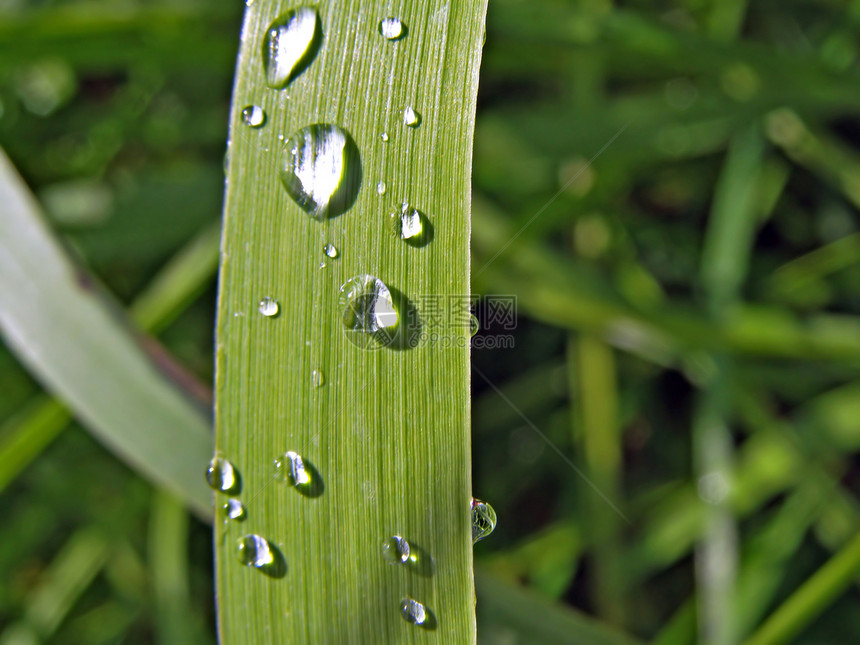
[0, 148, 213, 517]
[215, 2, 487, 643]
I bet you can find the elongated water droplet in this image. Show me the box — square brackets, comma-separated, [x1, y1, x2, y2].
[258, 297, 279, 317]
[403, 106, 421, 128]
[400, 598, 427, 625]
[222, 499, 246, 521]
[378, 17, 406, 41]
[471, 498, 497, 543]
[340, 275, 398, 347]
[382, 535, 411, 564]
[241, 105, 266, 128]
[206, 456, 240, 494]
[262, 8, 320, 89]
[469, 313, 480, 337]
[275, 451, 311, 486]
[377, 181, 386, 195]
[280, 124, 361, 220]
[311, 368, 325, 388]
[380, 131, 389, 142]
[323, 243, 338, 258]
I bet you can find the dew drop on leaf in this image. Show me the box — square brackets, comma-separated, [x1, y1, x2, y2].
[378, 17, 406, 41]
[400, 597, 427, 625]
[381, 535, 411, 564]
[241, 105, 266, 128]
[222, 499, 246, 521]
[258, 297, 279, 317]
[262, 8, 320, 89]
[280, 124, 361, 220]
[471, 498, 497, 543]
[403, 106, 421, 128]
[206, 455, 240, 494]
[339, 275, 399, 348]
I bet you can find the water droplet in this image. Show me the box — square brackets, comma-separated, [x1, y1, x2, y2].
[280, 124, 361, 220]
[377, 181, 386, 195]
[400, 598, 427, 625]
[311, 368, 325, 388]
[206, 456, 240, 494]
[381, 535, 411, 564]
[258, 297, 279, 317]
[391, 204, 431, 247]
[380, 131, 389, 142]
[471, 498, 497, 543]
[222, 499, 246, 521]
[469, 313, 479, 337]
[378, 17, 406, 41]
[241, 105, 266, 128]
[403, 106, 421, 128]
[262, 8, 320, 89]
[236, 534, 286, 577]
[275, 451, 311, 486]
[323, 243, 339, 258]
[339, 275, 399, 347]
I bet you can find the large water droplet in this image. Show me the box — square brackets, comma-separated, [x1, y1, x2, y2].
[280, 124, 361, 220]
[206, 456, 240, 494]
[469, 313, 480, 337]
[236, 534, 286, 577]
[381, 535, 411, 564]
[339, 275, 399, 347]
[311, 368, 325, 388]
[262, 8, 321, 89]
[258, 297, 279, 317]
[274, 451, 324, 497]
[378, 17, 406, 41]
[222, 499, 246, 521]
[400, 598, 427, 625]
[403, 106, 421, 128]
[471, 498, 497, 543]
[241, 105, 266, 128]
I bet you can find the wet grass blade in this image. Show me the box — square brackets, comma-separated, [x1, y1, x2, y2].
[0, 148, 214, 517]
[215, 2, 487, 643]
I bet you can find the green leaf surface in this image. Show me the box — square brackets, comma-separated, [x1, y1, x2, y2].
[214, 2, 487, 643]
[0, 148, 213, 517]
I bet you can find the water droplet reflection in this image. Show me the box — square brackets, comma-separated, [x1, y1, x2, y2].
[262, 8, 321, 89]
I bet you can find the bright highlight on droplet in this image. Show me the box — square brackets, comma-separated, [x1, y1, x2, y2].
[323, 243, 338, 258]
[311, 368, 325, 388]
[380, 131, 389, 142]
[339, 275, 399, 348]
[206, 456, 239, 494]
[258, 297, 279, 317]
[377, 181, 386, 195]
[241, 105, 266, 128]
[275, 450, 311, 487]
[378, 17, 406, 41]
[280, 124, 361, 220]
[262, 8, 320, 89]
[403, 106, 421, 127]
[222, 499, 246, 521]
[400, 597, 427, 625]
[471, 498, 497, 543]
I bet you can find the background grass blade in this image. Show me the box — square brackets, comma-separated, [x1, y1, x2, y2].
[0, 148, 213, 517]
[214, 1, 487, 642]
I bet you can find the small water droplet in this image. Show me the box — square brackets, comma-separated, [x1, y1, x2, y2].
[403, 106, 421, 128]
[275, 450, 312, 486]
[241, 105, 266, 128]
[381, 535, 411, 564]
[258, 297, 279, 317]
[380, 131, 389, 142]
[323, 243, 338, 258]
[391, 205, 431, 247]
[378, 17, 406, 41]
[377, 181, 386, 195]
[469, 313, 479, 337]
[206, 456, 240, 494]
[471, 498, 497, 543]
[400, 598, 427, 625]
[311, 368, 325, 388]
[262, 8, 320, 89]
[235, 534, 286, 577]
[222, 499, 246, 521]
[340, 275, 399, 347]
[280, 124, 361, 220]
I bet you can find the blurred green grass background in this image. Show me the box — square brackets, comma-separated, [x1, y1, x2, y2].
[1, 0, 859, 643]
